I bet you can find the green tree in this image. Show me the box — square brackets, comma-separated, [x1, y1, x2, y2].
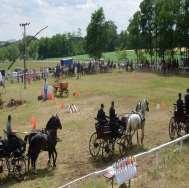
[127, 11, 142, 63]
[86, 7, 106, 59]
[7, 44, 19, 62]
[155, 0, 179, 59]
[0, 47, 8, 62]
[28, 40, 39, 59]
[117, 31, 128, 50]
[104, 21, 118, 51]
[140, 0, 155, 62]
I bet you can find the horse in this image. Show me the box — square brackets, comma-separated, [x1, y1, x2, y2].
[25, 115, 62, 173]
[126, 99, 149, 145]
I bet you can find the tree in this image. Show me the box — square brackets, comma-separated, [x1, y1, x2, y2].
[7, 44, 19, 62]
[28, 40, 39, 59]
[86, 7, 106, 59]
[117, 31, 129, 50]
[0, 47, 8, 62]
[104, 21, 118, 51]
[127, 11, 142, 63]
[155, 0, 179, 59]
[140, 0, 155, 62]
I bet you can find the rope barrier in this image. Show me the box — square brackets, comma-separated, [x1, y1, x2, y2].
[58, 134, 189, 188]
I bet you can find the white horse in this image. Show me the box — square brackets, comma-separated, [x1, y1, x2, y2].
[126, 99, 149, 145]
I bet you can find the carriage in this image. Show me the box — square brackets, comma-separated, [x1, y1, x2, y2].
[0, 132, 27, 180]
[53, 82, 69, 97]
[169, 104, 189, 140]
[89, 117, 132, 160]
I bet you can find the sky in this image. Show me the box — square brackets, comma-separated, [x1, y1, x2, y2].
[0, 0, 142, 41]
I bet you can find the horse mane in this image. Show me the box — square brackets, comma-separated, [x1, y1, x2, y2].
[46, 115, 62, 130]
[46, 116, 56, 130]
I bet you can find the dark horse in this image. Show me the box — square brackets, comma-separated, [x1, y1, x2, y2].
[24, 115, 62, 173]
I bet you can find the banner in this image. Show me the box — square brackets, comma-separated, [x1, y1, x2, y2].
[104, 157, 137, 185]
[114, 157, 137, 185]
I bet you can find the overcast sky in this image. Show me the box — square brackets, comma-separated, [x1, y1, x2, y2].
[0, 0, 142, 41]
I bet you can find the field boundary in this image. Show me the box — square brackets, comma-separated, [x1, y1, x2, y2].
[58, 134, 189, 188]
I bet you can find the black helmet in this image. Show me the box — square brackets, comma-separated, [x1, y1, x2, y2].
[101, 104, 104, 108]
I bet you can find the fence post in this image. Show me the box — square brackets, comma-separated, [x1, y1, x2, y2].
[155, 151, 159, 169]
[179, 139, 183, 152]
[155, 151, 160, 188]
[93, 173, 96, 188]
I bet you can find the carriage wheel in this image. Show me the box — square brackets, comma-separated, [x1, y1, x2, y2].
[0, 159, 8, 178]
[13, 157, 26, 181]
[118, 135, 129, 157]
[89, 132, 102, 158]
[101, 139, 114, 161]
[177, 122, 183, 137]
[169, 117, 177, 140]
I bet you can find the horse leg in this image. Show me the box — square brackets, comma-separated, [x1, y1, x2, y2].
[28, 157, 30, 172]
[53, 148, 57, 167]
[48, 150, 52, 167]
[51, 149, 56, 167]
[137, 130, 139, 146]
[141, 128, 144, 146]
[33, 152, 40, 174]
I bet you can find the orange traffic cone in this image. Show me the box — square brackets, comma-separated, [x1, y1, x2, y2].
[31, 116, 37, 129]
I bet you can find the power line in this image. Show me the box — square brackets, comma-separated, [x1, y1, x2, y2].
[19, 22, 30, 89]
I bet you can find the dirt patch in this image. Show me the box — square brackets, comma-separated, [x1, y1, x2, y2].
[6, 99, 26, 108]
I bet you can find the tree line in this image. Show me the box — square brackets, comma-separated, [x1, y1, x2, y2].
[125, 0, 189, 62]
[0, 0, 188, 64]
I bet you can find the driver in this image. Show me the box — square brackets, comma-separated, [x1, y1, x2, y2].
[175, 93, 184, 122]
[109, 101, 120, 137]
[96, 104, 108, 127]
[184, 88, 189, 115]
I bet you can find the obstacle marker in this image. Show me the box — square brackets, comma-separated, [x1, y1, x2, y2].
[31, 116, 37, 129]
[73, 92, 80, 97]
[66, 104, 79, 113]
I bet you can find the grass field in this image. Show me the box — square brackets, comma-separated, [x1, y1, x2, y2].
[0, 70, 189, 188]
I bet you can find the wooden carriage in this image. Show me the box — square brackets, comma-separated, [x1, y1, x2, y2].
[169, 104, 189, 140]
[53, 82, 69, 97]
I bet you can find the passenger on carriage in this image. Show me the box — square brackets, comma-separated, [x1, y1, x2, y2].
[109, 101, 119, 137]
[175, 93, 184, 122]
[184, 89, 189, 115]
[96, 104, 108, 127]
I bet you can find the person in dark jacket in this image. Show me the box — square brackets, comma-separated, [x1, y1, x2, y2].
[97, 104, 107, 126]
[175, 93, 184, 122]
[109, 101, 119, 137]
[109, 101, 116, 122]
[184, 89, 189, 115]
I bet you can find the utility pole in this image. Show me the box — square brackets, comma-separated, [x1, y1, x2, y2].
[20, 22, 30, 89]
